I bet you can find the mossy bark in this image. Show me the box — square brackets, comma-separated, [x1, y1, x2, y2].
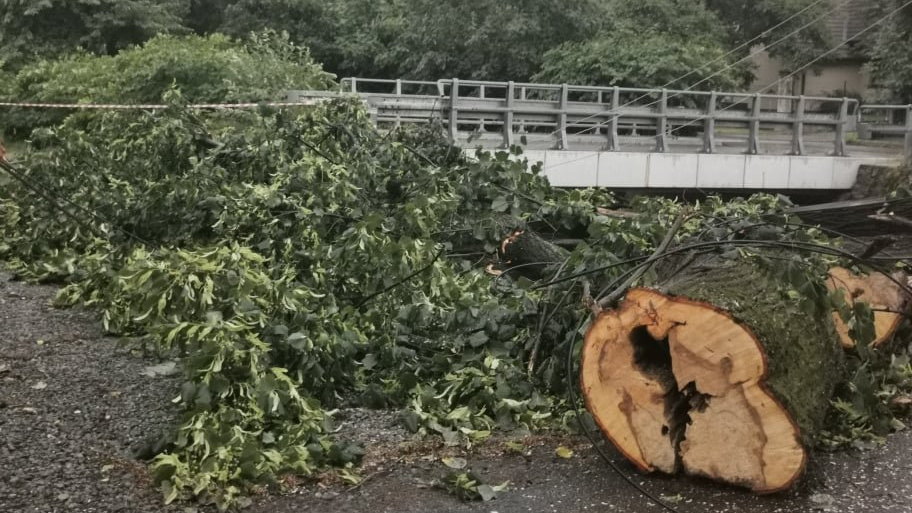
[656, 254, 845, 444]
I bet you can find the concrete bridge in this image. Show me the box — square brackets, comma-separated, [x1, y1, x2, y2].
[289, 78, 910, 190]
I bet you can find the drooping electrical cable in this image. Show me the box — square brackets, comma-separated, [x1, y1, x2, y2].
[548, 0, 848, 137]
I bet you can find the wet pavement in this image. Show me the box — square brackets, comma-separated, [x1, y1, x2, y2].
[2, 271, 911, 513]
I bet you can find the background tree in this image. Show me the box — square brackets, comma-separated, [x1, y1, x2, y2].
[378, 0, 599, 81]
[216, 0, 600, 81]
[0, 0, 190, 70]
[863, 0, 912, 102]
[3, 0, 899, 101]
[534, 0, 748, 90]
[324, 0, 411, 79]
[186, 0, 230, 34]
[1, 31, 334, 137]
[705, 0, 832, 71]
[216, 0, 342, 73]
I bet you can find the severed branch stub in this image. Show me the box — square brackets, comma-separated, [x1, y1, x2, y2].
[581, 280, 602, 316]
[581, 254, 842, 493]
[497, 228, 570, 280]
[825, 266, 911, 348]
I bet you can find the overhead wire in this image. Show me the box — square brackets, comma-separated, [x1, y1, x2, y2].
[0, 158, 105, 239]
[664, 0, 912, 141]
[538, 0, 910, 174]
[547, 0, 846, 137]
[1, 150, 151, 246]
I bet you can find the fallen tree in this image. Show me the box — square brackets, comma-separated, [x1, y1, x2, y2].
[581, 254, 843, 492]
[3, 95, 911, 507]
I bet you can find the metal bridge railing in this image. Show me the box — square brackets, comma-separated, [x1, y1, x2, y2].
[857, 104, 912, 159]
[292, 78, 912, 158]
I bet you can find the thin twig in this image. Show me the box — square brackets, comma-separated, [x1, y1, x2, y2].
[597, 210, 687, 308]
[0, 159, 105, 239]
[527, 256, 575, 375]
[527, 282, 576, 376]
[299, 138, 339, 165]
[857, 235, 898, 260]
[869, 214, 912, 229]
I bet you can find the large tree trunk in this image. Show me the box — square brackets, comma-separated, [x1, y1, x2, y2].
[580, 255, 843, 493]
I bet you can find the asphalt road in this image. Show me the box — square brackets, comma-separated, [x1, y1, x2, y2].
[2, 272, 911, 513]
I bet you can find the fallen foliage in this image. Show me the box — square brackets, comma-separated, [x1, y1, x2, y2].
[1, 95, 910, 507]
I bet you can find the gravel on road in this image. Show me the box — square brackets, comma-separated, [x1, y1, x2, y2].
[0, 273, 181, 513]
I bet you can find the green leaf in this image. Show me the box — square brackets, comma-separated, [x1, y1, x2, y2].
[288, 332, 309, 350]
[441, 456, 467, 469]
[491, 197, 509, 212]
[468, 331, 489, 348]
[555, 446, 573, 459]
[504, 441, 525, 453]
[476, 484, 497, 501]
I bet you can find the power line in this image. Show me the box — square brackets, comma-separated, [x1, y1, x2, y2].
[549, 0, 847, 137]
[541, 0, 912, 172]
[665, 0, 912, 140]
[0, 99, 329, 110]
[655, 0, 830, 91]
[0, 156, 151, 245]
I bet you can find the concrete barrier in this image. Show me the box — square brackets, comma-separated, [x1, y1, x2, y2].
[463, 148, 900, 190]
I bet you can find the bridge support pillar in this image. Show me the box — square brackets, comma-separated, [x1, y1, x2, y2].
[791, 95, 806, 156]
[833, 98, 849, 157]
[502, 81, 515, 148]
[905, 105, 912, 163]
[604, 86, 620, 151]
[448, 78, 459, 143]
[747, 93, 761, 155]
[554, 84, 569, 150]
[702, 91, 717, 154]
[655, 89, 668, 152]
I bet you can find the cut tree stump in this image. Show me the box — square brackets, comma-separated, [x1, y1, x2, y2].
[581, 256, 843, 493]
[497, 229, 569, 279]
[825, 267, 910, 348]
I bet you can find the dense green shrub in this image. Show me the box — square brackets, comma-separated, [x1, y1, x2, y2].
[1, 31, 333, 137]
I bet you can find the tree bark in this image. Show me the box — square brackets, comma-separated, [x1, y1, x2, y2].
[580, 254, 843, 493]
